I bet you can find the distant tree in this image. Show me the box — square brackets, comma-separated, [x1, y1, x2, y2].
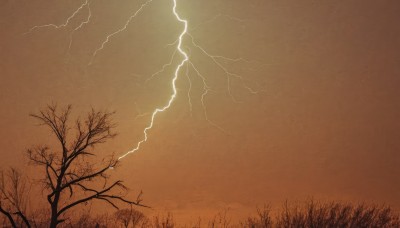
[115, 207, 145, 228]
[153, 213, 175, 228]
[241, 205, 272, 228]
[208, 210, 231, 228]
[115, 209, 131, 228]
[0, 168, 30, 228]
[23, 104, 146, 228]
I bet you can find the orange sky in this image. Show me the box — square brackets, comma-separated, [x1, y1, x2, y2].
[1, 0, 399, 222]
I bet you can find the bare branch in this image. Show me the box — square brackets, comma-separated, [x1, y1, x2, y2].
[26, 104, 144, 227]
[58, 181, 131, 216]
[0, 204, 17, 228]
[0, 168, 31, 228]
[14, 211, 31, 228]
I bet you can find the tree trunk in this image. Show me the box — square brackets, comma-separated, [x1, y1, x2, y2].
[50, 192, 60, 228]
[50, 204, 58, 228]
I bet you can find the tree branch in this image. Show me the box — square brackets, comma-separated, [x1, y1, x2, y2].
[57, 181, 120, 216]
[14, 210, 31, 228]
[0, 204, 17, 228]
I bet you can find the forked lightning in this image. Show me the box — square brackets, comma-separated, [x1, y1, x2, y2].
[118, 0, 188, 160]
[25, 0, 264, 162]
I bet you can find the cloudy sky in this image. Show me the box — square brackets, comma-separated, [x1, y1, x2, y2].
[1, 0, 399, 221]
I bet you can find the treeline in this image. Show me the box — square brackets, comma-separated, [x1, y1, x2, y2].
[242, 200, 400, 228]
[2, 199, 397, 228]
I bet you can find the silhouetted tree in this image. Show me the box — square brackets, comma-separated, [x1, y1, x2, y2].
[115, 207, 145, 228]
[0, 168, 30, 228]
[115, 209, 132, 228]
[208, 210, 231, 228]
[241, 205, 272, 228]
[25, 104, 146, 228]
[153, 213, 175, 228]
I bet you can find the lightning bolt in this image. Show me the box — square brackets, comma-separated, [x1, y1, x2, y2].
[67, 2, 92, 57]
[24, 0, 92, 63]
[117, 0, 188, 160]
[187, 33, 262, 102]
[145, 49, 177, 83]
[188, 60, 227, 133]
[88, 0, 153, 66]
[24, 0, 265, 162]
[24, 0, 90, 35]
[185, 60, 193, 115]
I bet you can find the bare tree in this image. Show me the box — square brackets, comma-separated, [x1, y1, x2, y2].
[0, 168, 30, 228]
[153, 213, 175, 228]
[115, 207, 145, 228]
[115, 209, 132, 228]
[26, 104, 146, 228]
[208, 209, 231, 228]
[241, 205, 272, 228]
[130, 207, 146, 227]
